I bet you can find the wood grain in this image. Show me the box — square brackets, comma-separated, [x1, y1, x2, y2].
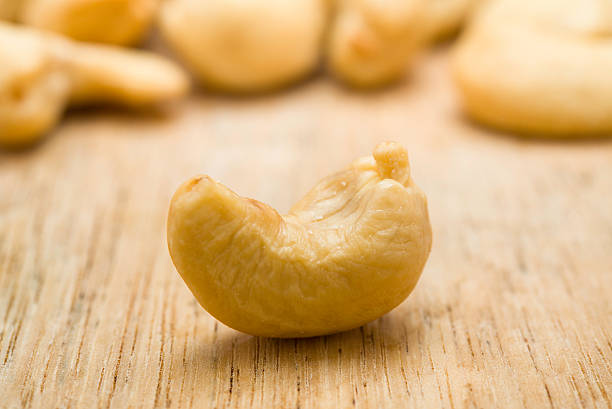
[1, 48, 611, 409]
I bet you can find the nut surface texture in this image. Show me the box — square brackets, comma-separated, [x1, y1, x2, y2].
[167, 142, 432, 338]
[160, 0, 326, 93]
[20, 0, 158, 46]
[0, 22, 188, 146]
[452, 0, 612, 136]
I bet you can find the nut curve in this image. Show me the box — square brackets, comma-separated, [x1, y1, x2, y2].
[167, 142, 432, 338]
[0, 22, 189, 146]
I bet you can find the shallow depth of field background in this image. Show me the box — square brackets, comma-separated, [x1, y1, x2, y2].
[0, 1, 611, 408]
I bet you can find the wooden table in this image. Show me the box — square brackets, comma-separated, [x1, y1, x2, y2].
[1, 48, 611, 409]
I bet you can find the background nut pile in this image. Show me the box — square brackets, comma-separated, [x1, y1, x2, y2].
[0, 23, 188, 145]
[1, 0, 610, 142]
[452, 0, 612, 136]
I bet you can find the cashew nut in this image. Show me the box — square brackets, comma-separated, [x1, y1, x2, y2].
[20, 0, 159, 46]
[159, 0, 326, 93]
[326, 0, 427, 88]
[0, 23, 189, 146]
[452, 0, 612, 136]
[167, 142, 432, 338]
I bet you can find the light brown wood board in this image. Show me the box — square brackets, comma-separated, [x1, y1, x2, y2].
[0, 48, 611, 409]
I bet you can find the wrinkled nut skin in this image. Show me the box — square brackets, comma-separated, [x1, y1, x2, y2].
[168, 142, 432, 338]
[0, 22, 188, 146]
[452, 0, 612, 137]
[327, 0, 427, 88]
[20, 0, 158, 46]
[160, 0, 326, 93]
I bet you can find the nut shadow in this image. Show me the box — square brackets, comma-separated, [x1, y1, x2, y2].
[170, 309, 428, 405]
[0, 134, 53, 155]
[0, 102, 187, 156]
[65, 101, 187, 124]
[455, 110, 612, 146]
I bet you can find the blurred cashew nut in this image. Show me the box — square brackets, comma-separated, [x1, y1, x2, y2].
[0, 23, 189, 146]
[19, 0, 159, 46]
[452, 0, 612, 136]
[160, 0, 327, 93]
[326, 0, 427, 88]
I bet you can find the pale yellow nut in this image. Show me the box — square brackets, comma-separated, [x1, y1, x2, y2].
[0, 23, 189, 146]
[0, 24, 71, 145]
[326, 0, 427, 88]
[167, 142, 432, 338]
[20, 0, 158, 46]
[58, 43, 190, 107]
[452, 0, 612, 137]
[159, 0, 326, 93]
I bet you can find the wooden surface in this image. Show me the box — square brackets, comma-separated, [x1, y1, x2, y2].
[1, 48, 611, 409]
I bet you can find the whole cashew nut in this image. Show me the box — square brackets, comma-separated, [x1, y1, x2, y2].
[452, 0, 612, 136]
[20, 0, 159, 46]
[0, 23, 189, 146]
[159, 0, 326, 93]
[167, 142, 432, 338]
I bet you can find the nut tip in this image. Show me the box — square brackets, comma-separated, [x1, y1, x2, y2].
[373, 141, 410, 185]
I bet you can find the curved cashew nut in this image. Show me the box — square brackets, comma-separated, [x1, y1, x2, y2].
[159, 0, 326, 93]
[168, 142, 432, 338]
[20, 0, 159, 46]
[0, 23, 188, 146]
[452, 0, 612, 136]
[326, 0, 427, 88]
